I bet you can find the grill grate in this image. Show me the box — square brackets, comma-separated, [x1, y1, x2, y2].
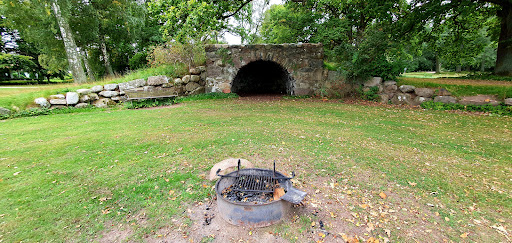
[232, 174, 277, 193]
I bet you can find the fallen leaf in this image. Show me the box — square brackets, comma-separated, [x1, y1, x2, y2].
[360, 204, 369, 209]
[379, 192, 387, 199]
[384, 229, 391, 237]
[273, 187, 285, 200]
[445, 217, 450, 222]
[318, 232, 326, 238]
[330, 211, 337, 218]
[408, 181, 417, 187]
[340, 233, 349, 242]
[311, 221, 316, 227]
[367, 237, 379, 243]
[460, 232, 469, 238]
[13, 171, 21, 176]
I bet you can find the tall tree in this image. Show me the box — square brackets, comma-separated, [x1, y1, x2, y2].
[51, 0, 86, 83]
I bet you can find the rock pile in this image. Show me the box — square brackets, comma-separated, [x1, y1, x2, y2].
[365, 77, 510, 106]
[33, 67, 206, 109]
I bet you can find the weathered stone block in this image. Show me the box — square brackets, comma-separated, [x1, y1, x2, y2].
[190, 75, 200, 82]
[118, 79, 146, 91]
[49, 99, 67, 105]
[76, 89, 92, 95]
[147, 75, 169, 86]
[79, 95, 91, 103]
[434, 96, 457, 104]
[186, 82, 200, 92]
[399, 85, 415, 93]
[93, 98, 115, 108]
[50, 94, 65, 99]
[505, 98, 512, 106]
[414, 96, 432, 104]
[91, 85, 103, 93]
[89, 93, 99, 100]
[364, 77, 382, 87]
[459, 95, 500, 106]
[99, 91, 119, 98]
[414, 88, 434, 98]
[104, 83, 118, 91]
[0, 107, 11, 115]
[66, 92, 79, 105]
[182, 75, 191, 83]
[75, 103, 89, 108]
[391, 93, 413, 105]
[437, 88, 452, 96]
[34, 97, 50, 108]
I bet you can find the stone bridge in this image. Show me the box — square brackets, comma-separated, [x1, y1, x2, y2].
[205, 44, 325, 96]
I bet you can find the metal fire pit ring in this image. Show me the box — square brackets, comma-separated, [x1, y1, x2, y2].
[215, 168, 292, 227]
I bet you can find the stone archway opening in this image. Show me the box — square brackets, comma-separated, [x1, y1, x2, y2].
[231, 60, 293, 96]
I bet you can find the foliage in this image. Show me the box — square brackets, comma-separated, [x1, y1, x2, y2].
[128, 52, 148, 70]
[175, 92, 239, 103]
[421, 101, 512, 116]
[148, 42, 205, 68]
[0, 53, 37, 73]
[359, 86, 380, 101]
[147, 0, 253, 42]
[124, 97, 176, 109]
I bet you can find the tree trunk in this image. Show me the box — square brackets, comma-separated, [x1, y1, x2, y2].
[456, 65, 462, 73]
[435, 55, 441, 74]
[82, 50, 95, 81]
[480, 60, 485, 72]
[51, 0, 87, 83]
[495, 4, 512, 76]
[100, 37, 114, 76]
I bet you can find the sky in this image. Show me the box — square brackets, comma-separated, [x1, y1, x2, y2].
[224, 0, 283, 44]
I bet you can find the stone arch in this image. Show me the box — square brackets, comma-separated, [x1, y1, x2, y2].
[231, 60, 294, 95]
[205, 44, 325, 96]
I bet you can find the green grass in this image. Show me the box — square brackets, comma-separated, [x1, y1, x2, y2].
[0, 65, 185, 110]
[401, 71, 470, 79]
[1, 99, 511, 241]
[398, 77, 512, 99]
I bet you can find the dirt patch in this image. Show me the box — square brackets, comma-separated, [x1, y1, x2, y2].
[99, 222, 134, 243]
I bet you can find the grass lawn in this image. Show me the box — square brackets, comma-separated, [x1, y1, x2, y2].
[0, 98, 510, 242]
[398, 77, 512, 99]
[401, 71, 470, 79]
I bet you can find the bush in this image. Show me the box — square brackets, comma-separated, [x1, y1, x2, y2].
[421, 101, 512, 116]
[129, 52, 148, 70]
[148, 42, 205, 68]
[124, 97, 176, 109]
[360, 86, 380, 101]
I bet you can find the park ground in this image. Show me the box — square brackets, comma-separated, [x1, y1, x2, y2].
[0, 93, 511, 242]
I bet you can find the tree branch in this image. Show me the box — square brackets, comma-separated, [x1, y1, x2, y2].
[220, 0, 253, 20]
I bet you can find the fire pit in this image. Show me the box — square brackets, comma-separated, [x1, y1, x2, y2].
[215, 160, 306, 227]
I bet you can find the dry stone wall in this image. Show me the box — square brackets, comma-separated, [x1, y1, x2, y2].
[205, 44, 325, 96]
[32, 67, 206, 109]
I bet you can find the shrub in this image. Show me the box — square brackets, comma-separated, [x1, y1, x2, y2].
[124, 98, 176, 109]
[360, 86, 380, 101]
[129, 52, 148, 70]
[148, 42, 206, 69]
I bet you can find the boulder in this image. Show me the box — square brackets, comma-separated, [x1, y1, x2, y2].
[391, 93, 413, 105]
[190, 75, 200, 83]
[89, 93, 99, 100]
[104, 83, 118, 91]
[34, 97, 50, 108]
[50, 94, 65, 99]
[49, 99, 67, 105]
[189, 86, 205, 95]
[99, 91, 119, 98]
[0, 107, 11, 115]
[414, 96, 432, 104]
[111, 96, 127, 102]
[383, 81, 397, 87]
[66, 92, 79, 105]
[383, 84, 398, 93]
[379, 94, 390, 104]
[118, 79, 146, 91]
[93, 98, 115, 108]
[185, 82, 201, 92]
[91, 85, 103, 93]
[197, 66, 206, 73]
[399, 85, 415, 93]
[147, 75, 169, 86]
[434, 96, 457, 104]
[162, 83, 174, 88]
[364, 77, 383, 87]
[76, 89, 92, 95]
[79, 95, 91, 103]
[505, 98, 512, 106]
[189, 67, 201, 75]
[459, 95, 500, 106]
[182, 75, 191, 84]
[75, 103, 89, 108]
[173, 78, 184, 85]
[414, 88, 434, 98]
[437, 88, 452, 96]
